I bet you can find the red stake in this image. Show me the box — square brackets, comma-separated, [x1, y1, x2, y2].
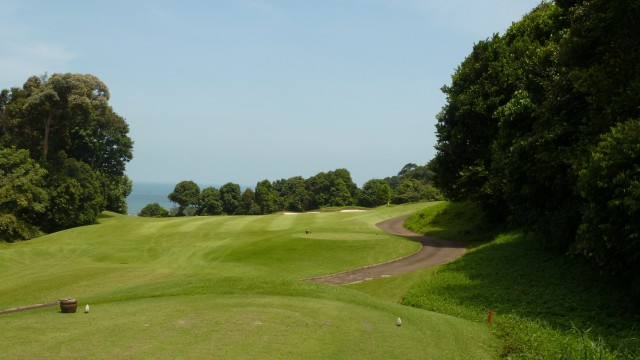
[488, 308, 494, 325]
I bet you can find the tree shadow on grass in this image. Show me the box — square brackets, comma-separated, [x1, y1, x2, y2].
[404, 232, 640, 338]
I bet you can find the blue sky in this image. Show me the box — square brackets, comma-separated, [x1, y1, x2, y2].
[0, 0, 542, 186]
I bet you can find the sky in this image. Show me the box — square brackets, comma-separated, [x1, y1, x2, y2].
[0, 0, 543, 187]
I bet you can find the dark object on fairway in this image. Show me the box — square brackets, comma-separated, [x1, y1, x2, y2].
[59, 298, 78, 313]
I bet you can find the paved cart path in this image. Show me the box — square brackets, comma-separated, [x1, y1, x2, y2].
[307, 215, 466, 286]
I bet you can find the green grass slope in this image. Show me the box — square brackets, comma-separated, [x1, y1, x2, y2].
[0, 203, 497, 359]
[396, 202, 640, 359]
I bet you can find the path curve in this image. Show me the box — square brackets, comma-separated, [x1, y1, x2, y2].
[306, 215, 466, 285]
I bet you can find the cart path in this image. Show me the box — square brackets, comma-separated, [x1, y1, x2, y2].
[306, 215, 466, 286]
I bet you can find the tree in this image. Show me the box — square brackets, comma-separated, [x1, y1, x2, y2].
[359, 179, 391, 207]
[0, 73, 133, 236]
[307, 169, 357, 208]
[99, 173, 132, 214]
[138, 203, 169, 218]
[1, 73, 133, 213]
[40, 154, 104, 232]
[306, 171, 331, 209]
[168, 180, 200, 216]
[393, 178, 426, 204]
[219, 182, 241, 215]
[255, 180, 278, 214]
[574, 119, 640, 278]
[0, 147, 48, 241]
[328, 179, 352, 207]
[238, 187, 260, 215]
[197, 187, 223, 216]
[398, 163, 418, 176]
[19, 73, 111, 161]
[273, 176, 310, 212]
[432, 34, 506, 206]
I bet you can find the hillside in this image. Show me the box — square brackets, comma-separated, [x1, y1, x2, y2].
[0, 203, 496, 359]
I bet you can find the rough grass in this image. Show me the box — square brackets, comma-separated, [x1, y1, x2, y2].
[404, 201, 500, 247]
[400, 202, 640, 359]
[0, 203, 497, 359]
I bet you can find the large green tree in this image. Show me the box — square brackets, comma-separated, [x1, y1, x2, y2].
[0, 73, 133, 237]
[168, 180, 200, 216]
[255, 180, 278, 214]
[307, 169, 357, 208]
[0, 147, 48, 241]
[359, 179, 391, 207]
[273, 176, 310, 212]
[40, 153, 104, 232]
[432, 0, 640, 280]
[574, 119, 640, 278]
[238, 187, 260, 215]
[219, 182, 241, 215]
[197, 187, 223, 216]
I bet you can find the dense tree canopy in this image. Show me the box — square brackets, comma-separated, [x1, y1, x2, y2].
[154, 165, 442, 219]
[197, 187, 223, 216]
[138, 203, 169, 218]
[255, 180, 278, 215]
[432, 0, 640, 278]
[168, 180, 200, 216]
[0, 147, 48, 241]
[0, 73, 133, 240]
[359, 179, 391, 207]
[220, 182, 242, 215]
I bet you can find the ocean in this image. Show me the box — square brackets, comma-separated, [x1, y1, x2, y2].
[126, 181, 249, 216]
[126, 182, 176, 215]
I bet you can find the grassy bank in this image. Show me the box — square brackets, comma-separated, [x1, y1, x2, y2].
[399, 202, 640, 359]
[0, 203, 497, 359]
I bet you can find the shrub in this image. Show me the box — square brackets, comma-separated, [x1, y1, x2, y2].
[138, 203, 169, 218]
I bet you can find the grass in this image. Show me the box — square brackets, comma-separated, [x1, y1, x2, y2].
[392, 201, 640, 359]
[404, 201, 500, 247]
[0, 202, 497, 359]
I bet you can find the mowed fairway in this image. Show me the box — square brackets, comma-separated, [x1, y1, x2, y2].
[0, 203, 496, 359]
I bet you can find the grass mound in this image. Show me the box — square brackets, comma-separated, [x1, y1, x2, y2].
[404, 201, 500, 247]
[401, 202, 640, 359]
[0, 203, 497, 359]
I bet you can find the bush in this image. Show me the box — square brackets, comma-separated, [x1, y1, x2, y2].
[574, 119, 640, 281]
[0, 213, 43, 242]
[138, 203, 169, 218]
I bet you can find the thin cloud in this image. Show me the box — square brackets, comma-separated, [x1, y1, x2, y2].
[14, 42, 77, 62]
[0, 42, 76, 86]
[391, 0, 537, 37]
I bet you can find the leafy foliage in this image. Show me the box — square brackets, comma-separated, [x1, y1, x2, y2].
[359, 179, 391, 207]
[197, 187, 223, 216]
[219, 182, 242, 215]
[168, 180, 200, 216]
[574, 119, 640, 279]
[40, 154, 104, 232]
[0, 147, 48, 241]
[255, 180, 278, 215]
[431, 1, 640, 278]
[0, 73, 133, 240]
[138, 203, 169, 218]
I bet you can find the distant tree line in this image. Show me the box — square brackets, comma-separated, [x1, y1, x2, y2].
[0, 74, 133, 242]
[431, 1, 639, 281]
[139, 164, 443, 217]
